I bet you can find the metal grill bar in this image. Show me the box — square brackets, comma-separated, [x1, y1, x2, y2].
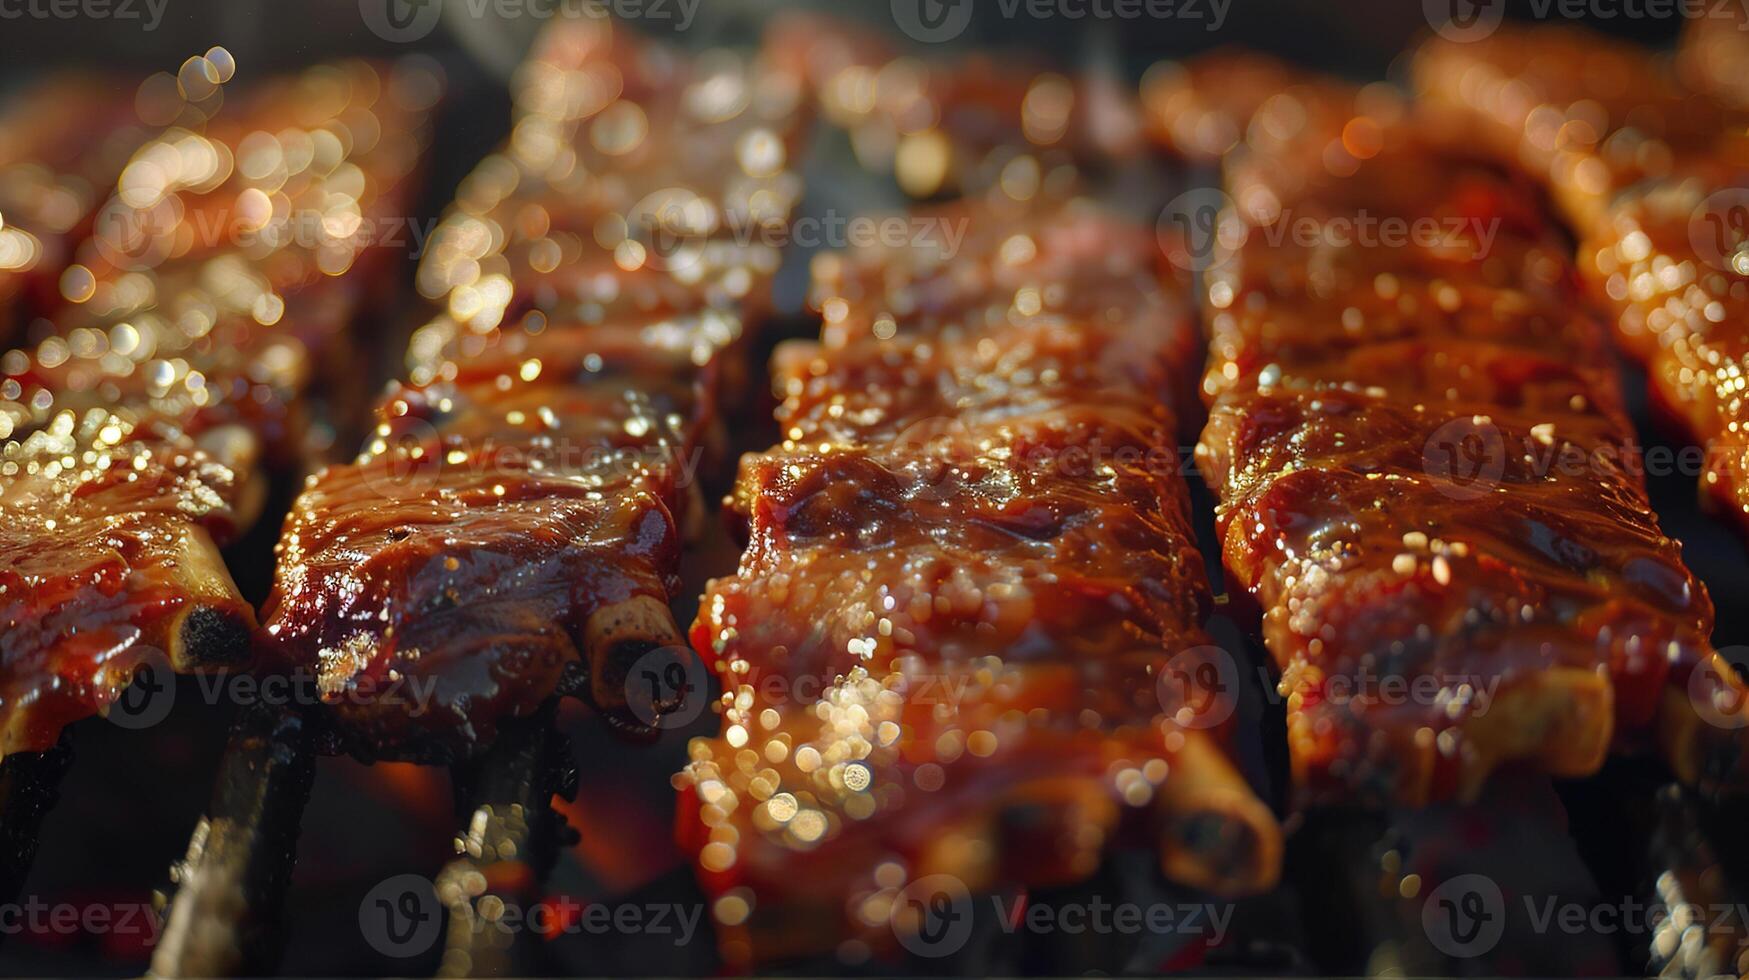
[1646, 785, 1749, 979]
[151, 703, 315, 977]
[0, 739, 72, 907]
[435, 703, 576, 978]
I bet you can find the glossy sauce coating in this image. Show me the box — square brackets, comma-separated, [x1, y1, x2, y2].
[258, 20, 804, 759]
[0, 57, 438, 758]
[1415, 28, 1749, 537]
[677, 198, 1280, 969]
[1163, 56, 1741, 804]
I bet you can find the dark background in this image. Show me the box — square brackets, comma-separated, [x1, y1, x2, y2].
[0, 0, 1739, 975]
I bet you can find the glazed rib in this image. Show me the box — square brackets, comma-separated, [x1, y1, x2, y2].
[1150, 56, 1748, 805]
[676, 195, 1281, 969]
[0, 59, 438, 759]
[257, 21, 807, 759]
[1413, 27, 1749, 537]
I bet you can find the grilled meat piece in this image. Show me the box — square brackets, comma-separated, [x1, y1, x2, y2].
[258, 21, 805, 760]
[677, 197, 1282, 969]
[1150, 54, 1746, 804]
[0, 59, 438, 759]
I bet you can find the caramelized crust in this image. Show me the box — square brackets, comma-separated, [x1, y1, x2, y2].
[1414, 27, 1749, 535]
[258, 21, 805, 759]
[0, 59, 439, 758]
[258, 312, 717, 755]
[1158, 53, 1745, 804]
[678, 199, 1281, 969]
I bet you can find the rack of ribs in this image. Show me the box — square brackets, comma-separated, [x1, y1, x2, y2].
[0, 56, 439, 760]
[1146, 53, 1748, 805]
[674, 192, 1282, 969]
[1413, 27, 1749, 539]
[256, 19, 809, 761]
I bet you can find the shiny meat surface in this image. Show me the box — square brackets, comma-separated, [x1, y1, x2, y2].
[258, 311, 716, 756]
[258, 20, 804, 759]
[1174, 55, 1746, 804]
[1414, 27, 1749, 537]
[677, 198, 1281, 969]
[0, 57, 438, 759]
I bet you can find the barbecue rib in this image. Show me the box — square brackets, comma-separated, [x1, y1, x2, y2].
[258, 21, 807, 760]
[1414, 27, 1749, 538]
[0, 57, 438, 759]
[1146, 55, 1748, 805]
[675, 195, 1281, 969]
